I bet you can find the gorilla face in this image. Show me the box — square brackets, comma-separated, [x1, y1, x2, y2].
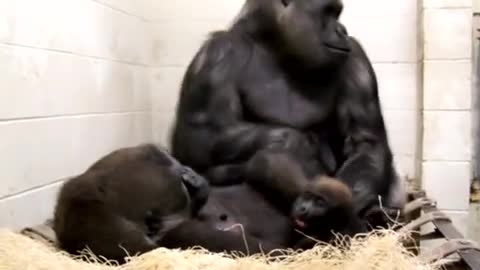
[291, 191, 330, 230]
[290, 177, 354, 233]
[275, 0, 351, 68]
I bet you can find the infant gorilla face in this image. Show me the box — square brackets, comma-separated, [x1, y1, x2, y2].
[290, 176, 354, 232]
[292, 191, 328, 229]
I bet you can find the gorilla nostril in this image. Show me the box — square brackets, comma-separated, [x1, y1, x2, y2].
[336, 24, 348, 36]
[181, 174, 191, 182]
[219, 213, 228, 221]
[281, 0, 292, 7]
[298, 206, 308, 215]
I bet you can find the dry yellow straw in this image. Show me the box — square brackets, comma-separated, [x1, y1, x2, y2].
[0, 228, 438, 270]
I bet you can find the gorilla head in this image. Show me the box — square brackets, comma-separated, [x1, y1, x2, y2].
[234, 0, 351, 69]
[291, 176, 364, 236]
[290, 177, 367, 249]
[276, 0, 351, 67]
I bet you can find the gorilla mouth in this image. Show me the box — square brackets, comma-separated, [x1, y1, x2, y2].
[323, 43, 350, 54]
[294, 219, 307, 229]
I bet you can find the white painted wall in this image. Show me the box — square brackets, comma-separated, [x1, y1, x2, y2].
[0, 0, 154, 228]
[421, 0, 473, 236]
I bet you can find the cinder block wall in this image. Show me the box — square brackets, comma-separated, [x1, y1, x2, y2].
[421, 0, 473, 235]
[0, 0, 154, 228]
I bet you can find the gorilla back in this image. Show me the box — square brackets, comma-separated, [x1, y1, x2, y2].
[171, 0, 405, 219]
[54, 144, 210, 262]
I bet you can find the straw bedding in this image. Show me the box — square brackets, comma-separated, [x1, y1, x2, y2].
[0, 228, 438, 270]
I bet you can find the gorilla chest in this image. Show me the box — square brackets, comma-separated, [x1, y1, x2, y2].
[241, 69, 336, 129]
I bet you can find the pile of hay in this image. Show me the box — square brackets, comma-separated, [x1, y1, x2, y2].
[0, 229, 437, 270]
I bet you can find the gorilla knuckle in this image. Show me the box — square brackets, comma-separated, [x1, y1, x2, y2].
[178, 166, 209, 193]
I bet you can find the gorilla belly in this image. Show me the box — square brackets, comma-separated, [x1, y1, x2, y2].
[199, 184, 291, 247]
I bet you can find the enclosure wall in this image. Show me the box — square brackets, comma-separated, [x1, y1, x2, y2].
[0, 0, 154, 228]
[421, 0, 473, 236]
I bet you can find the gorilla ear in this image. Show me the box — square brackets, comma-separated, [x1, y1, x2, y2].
[281, 0, 292, 7]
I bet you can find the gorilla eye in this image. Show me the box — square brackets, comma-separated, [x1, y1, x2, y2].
[314, 197, 326, 206]
[325, 4, 342, 18]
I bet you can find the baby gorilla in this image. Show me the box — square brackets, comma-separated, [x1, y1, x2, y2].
[54, 144, 210, 263]
[244, 151, 367, 248]
[291, 176, 367, 249]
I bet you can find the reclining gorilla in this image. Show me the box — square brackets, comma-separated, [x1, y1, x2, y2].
[171, 0, 406, 222]
[54, 144, 365, 263]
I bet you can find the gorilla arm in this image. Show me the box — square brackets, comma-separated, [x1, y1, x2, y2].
[334, 38, 396, 216]
[173, 32, 265, 169]
[172, 32, 305, 176]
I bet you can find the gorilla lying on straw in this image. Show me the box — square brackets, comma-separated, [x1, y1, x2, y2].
[54, 144, 367, 263]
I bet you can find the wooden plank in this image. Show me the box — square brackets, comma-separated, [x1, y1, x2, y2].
[406, 191, 423, 255]
[412, 192, 480, 270]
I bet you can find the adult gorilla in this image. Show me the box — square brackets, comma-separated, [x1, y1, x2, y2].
[171, 0, 406, 220]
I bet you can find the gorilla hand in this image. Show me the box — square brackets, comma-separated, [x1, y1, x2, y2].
[176, 166, 210, 216]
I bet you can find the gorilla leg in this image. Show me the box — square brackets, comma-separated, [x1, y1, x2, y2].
[55, 204, 158, 263]
[160, 219, 279, 255]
